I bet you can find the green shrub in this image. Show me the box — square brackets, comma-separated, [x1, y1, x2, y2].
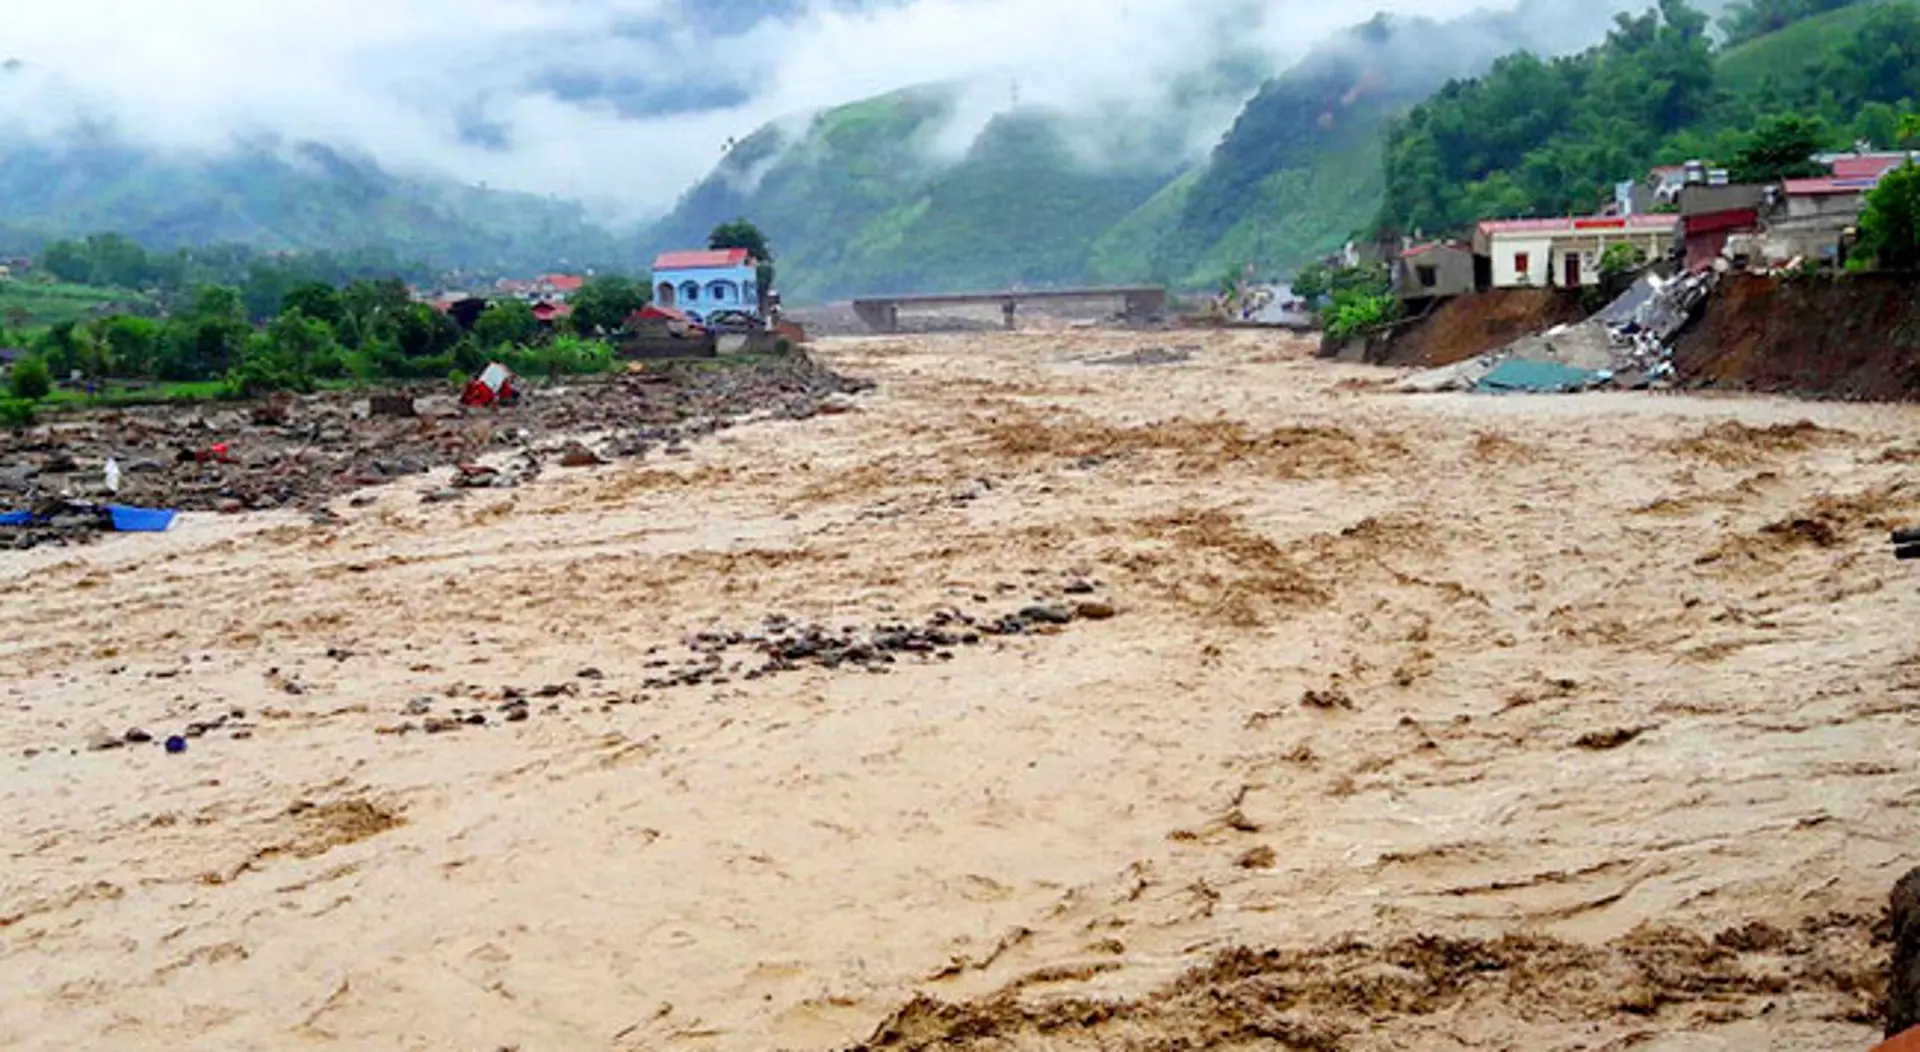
[0, 398, 36, 428]
[8, 355, 52, 401]
[1862, 161, 1920, 270]
[223, 356, 315, 399]
[310, 347, 350, 380]
[1600, 242, 1648, 276]
[498, 336, 614, 379]
[1322, 291, 1400, 342]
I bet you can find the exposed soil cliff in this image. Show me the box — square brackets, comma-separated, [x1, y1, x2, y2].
[1357, 288, 1588, 368]
[1674, 273, 1920, 401]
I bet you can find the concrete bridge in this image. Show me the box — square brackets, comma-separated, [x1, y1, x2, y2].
[850, 286, 1168, 333]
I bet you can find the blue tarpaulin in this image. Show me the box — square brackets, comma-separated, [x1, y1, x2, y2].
[107, 505, 176, 532]
[1474, 358, 1600, 395]
[0, 504, 176, 533]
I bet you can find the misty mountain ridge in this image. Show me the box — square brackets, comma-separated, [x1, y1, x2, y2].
[648, 0, 1669, 299]
[0, 0, 1722, 296]
[0, 135, 635, 275]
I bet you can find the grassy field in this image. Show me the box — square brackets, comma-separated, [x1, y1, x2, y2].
[38, 380, 230, 409]
[0, 280, 149, 331]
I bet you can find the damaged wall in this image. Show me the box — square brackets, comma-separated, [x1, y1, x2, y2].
[1675, 273, 1920, 400]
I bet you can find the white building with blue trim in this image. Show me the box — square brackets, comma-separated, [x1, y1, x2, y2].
[650, 248, 760, 323]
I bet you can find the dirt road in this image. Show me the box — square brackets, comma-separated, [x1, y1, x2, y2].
[4, 328, 1918, 1050]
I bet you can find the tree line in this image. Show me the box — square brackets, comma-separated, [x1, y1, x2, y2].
[3, 218, 777, 412]
[1375, 0, 1920, 265]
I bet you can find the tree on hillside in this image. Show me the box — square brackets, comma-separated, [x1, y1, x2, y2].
[1377, 0, 1718, 233]
[156, 288, 252, 380]
[1291, 261, 1332, 302]
[265, 311, 341, 377]
[37, 233, 154, 289]
[1730, 113, 1830, 181]
[392, 302, 459, 358]
[708, 219, 773, 261]
[281, 282, 346, 329]
[1860, 161, 1920, 269]
[710, 219, 778, 300]
[474, 300, 539, 349]
[39, 240, 93, 284]
[29, 323, 82, 378]
[569, 275, 647, 336]
[1719, 0, 1857, 48]
[338, 278, 413, 349]
[193, 285, 247, 324]
[8, 355, 51, 401]
[1827, 4, 1920, 107]
[95, 315, 162, 377]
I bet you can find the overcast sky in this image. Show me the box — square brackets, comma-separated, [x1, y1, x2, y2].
[1, 0, 1541, 220]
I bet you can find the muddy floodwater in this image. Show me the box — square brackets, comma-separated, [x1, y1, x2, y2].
[4, 328, 1918, 1050]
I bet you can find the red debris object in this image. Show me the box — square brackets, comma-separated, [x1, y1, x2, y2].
[1876, 1027, 1920, 1052]
[461, 363, 521, 409]
[176, 442, 233, 465]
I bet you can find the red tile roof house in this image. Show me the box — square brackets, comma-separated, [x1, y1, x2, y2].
[529, 301, 574, 327]
[541, 274, 586, 297]
[649, 249, 762, 324]
[1760, 156, 1912, 265]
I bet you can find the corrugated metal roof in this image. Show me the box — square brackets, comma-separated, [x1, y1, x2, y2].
[652, 248, 752, 271]
[1401, 240, 1470, 258]
[1477, 214, 1678, 236]
[1831, 154, 1914, 179]
[1785, 177, 1879, 196]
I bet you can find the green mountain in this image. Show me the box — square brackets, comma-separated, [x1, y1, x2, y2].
[647, 1, 1664, 300]
[0, 138, 637, 276]
[646, 86, 1198, 302]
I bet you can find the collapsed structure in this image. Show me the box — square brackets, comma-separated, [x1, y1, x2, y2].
[1398, 269, 1716, 394]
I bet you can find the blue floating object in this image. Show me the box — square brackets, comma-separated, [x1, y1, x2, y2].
[106, 505, 177, 533]
[0, 505, 177, 531]
[164, 735, 187, 754]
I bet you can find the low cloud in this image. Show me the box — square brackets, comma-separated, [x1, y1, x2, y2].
[0, 0, 1633, 221]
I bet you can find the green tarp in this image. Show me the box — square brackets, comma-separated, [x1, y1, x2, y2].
[1474, 358, 1600, 394]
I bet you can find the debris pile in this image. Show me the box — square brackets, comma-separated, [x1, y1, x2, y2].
[642, 590, 1117, 690]
[1399, 271, 1716, 395]
[1, 353, 872, 546]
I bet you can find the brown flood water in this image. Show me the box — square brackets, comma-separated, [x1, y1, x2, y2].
[4, 328, 1918, 1050]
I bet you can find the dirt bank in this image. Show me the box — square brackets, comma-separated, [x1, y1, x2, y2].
[5, 329, 1919, 1051]
[1675, 272, 1920, 400]
[1357, 288, 1588, 368]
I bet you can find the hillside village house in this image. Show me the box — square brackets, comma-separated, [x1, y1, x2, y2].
[1472, 214, 1680, 289]
[1395, 241, 1475, 299]
[650, 249, 760, 324]
[1678, 183, 1767, 270]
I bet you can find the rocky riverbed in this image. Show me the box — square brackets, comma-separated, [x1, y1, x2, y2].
[0, 352, 869, 548]
[3, 327, 1917, 1050]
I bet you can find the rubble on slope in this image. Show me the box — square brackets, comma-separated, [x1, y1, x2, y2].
[1398, 271, 1715, 395]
